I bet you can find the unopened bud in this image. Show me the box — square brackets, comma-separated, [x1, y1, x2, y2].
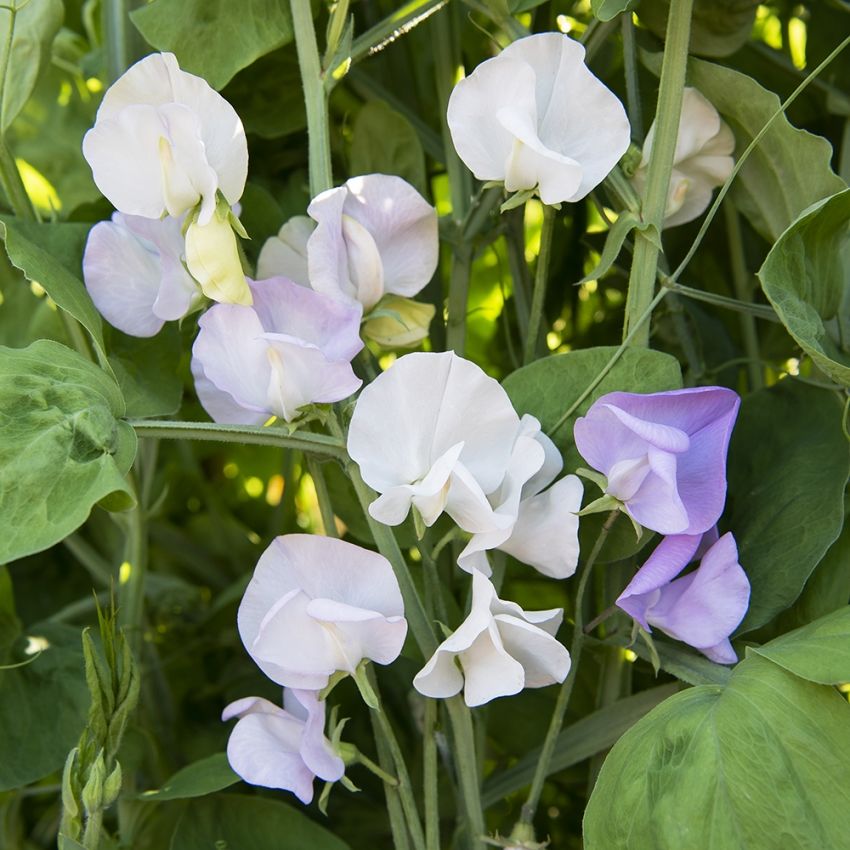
[81, 750, 106, 815]
[362, 295, 434, 348]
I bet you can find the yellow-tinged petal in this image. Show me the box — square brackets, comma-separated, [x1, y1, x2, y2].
[185, 215, 252, 306]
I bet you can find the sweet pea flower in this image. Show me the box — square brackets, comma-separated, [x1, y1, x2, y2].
[83, 211, 200, 337]
[447, 33, 630, 205]
[616, 531, 750, 664]
[192, 276, 363, 424]
[83, 52, 247, 225]
[631, 88, 735, 228]
[413, 571, 570, 706]
[573, 387, 740, 536]
[222, 689, 344, 802]
[259, 175, 438, 312]
[237, 535, 408, 690]
[347, 351, 521, 532]
[457, 415, 583, 579]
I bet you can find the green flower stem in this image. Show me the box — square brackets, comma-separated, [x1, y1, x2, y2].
[621, 0, 693, 348]
[371, 711, 414, 850]
[368, 670, 427, 850]
[423, 698, 440, 850]
[518, 510, 620, 828]
[669, 33, 850, 285]
[127, 419, 348, 459]
[445, 696, 486, 850]
[290, 0, 333, 196]
[118, 477, 147, 657]
[102, 0, 131, 83]
[724, 203, 763, 391]
[523, 203, 556, 365]
[306, 455, 339, 538]
[621, 12, 643, 142]
[446, 244, 473, 355]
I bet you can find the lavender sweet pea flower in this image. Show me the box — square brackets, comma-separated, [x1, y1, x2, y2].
[222, 689, 344, 803]
[413, 571, 571, 707]
[192, 276, 363, 424]
[259, 175, 438, 311]
[238, 535, 408, 690]
[447, 33, 630, 205]
[617, 532, 750, 664]
[573, 387, 740, 535]
[83, 212, 200, 337]
[457, 415, 583, 579]
[347, 351, 521, 532]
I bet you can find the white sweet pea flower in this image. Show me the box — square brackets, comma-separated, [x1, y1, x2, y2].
[346, 351, 521, 532]
[237, 535, 408, 690]
[222, 689, 344, 803]
[631, 87, 735, 228]
[457, 415, 583, 579]
[83, 211, 201, 337]
[447, 33, 630, 205]
[413, 571, 570, 707]
[258, 174, 438, 311]
[82, 52, 248, 225]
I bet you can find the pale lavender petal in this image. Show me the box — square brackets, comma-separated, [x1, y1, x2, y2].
[257, 216, 314, 285]
[701, 639, 738, 665]
[287, 689, 345, 782]
[191, 356, 269, 426]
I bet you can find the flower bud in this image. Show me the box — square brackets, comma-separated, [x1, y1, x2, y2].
[81, 750, 106, 815]
[362, 295, 435, 348]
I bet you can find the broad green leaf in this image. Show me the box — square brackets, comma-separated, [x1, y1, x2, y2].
[639, 0, 758, 57]
[0, 259, 66, 348]
[0, 623, 89, 791]
[757, 189, 850, 387]
[626, 635, 733, 686]
[591, 0, 638, 22]
[350, 101, 427, 195]
[752, 606, 850, 685]
[726, 380, 848, 632]
[0, 340, 136, 563]
[482, 684, 678, 806]
[131, 0, 294, 91]
[687, 56, 846, 242]
[137, 753, 239, 801]
[0, 217, 111, 371]
[584, 654, 850, 849]
[108, 327, 183, 419]
[170, 794, 352, 850]
[0, 0, 63, 131]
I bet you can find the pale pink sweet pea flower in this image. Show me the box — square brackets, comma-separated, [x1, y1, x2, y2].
[457, 415, 583, 579]
[83, 212, 200, 337]
[573, 387, 740, 536]
[191, 276, 363, 424]
[447, 33, 630, 205]
[347, 351, 521, 532]
[258, 174, 438, 312]
[617, 531, 750, 664]
[82, 52, 247, 226]
[222, 688, 344, 803]
[237, 535, 408, 690]
[413, 571, 570, 707]
[631, 87, 735, 228]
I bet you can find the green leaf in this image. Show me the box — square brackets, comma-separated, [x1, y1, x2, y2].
[584, 654, 850, 849]
[108, 327, 183, 419]
[350, 101, 428, 195]
[726, 380, 849, 632]
[0, 340, 136, 563]
[131, 0, 295, 91]
[757, 189, 850, 387]
[751, 606, 850, 685]
[0, 217, 112, 372]
[0, 0, 63, 131]
[624, 635, 733, 686]
[591, 0, 638, 22]
[0, 566, 21, 661]
[137, 753, 239, 801]
[0, 623, 89, 791]
[638, 0, 758, 57]
[686, 56, 846, 242]
[482, 684, 678, 806]
[503, 347, 681, 562]
[170, 794, 352, 850]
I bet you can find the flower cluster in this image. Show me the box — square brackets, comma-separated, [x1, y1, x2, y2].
[574, 388, 750, 661]
[223, 534, 408, 800]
